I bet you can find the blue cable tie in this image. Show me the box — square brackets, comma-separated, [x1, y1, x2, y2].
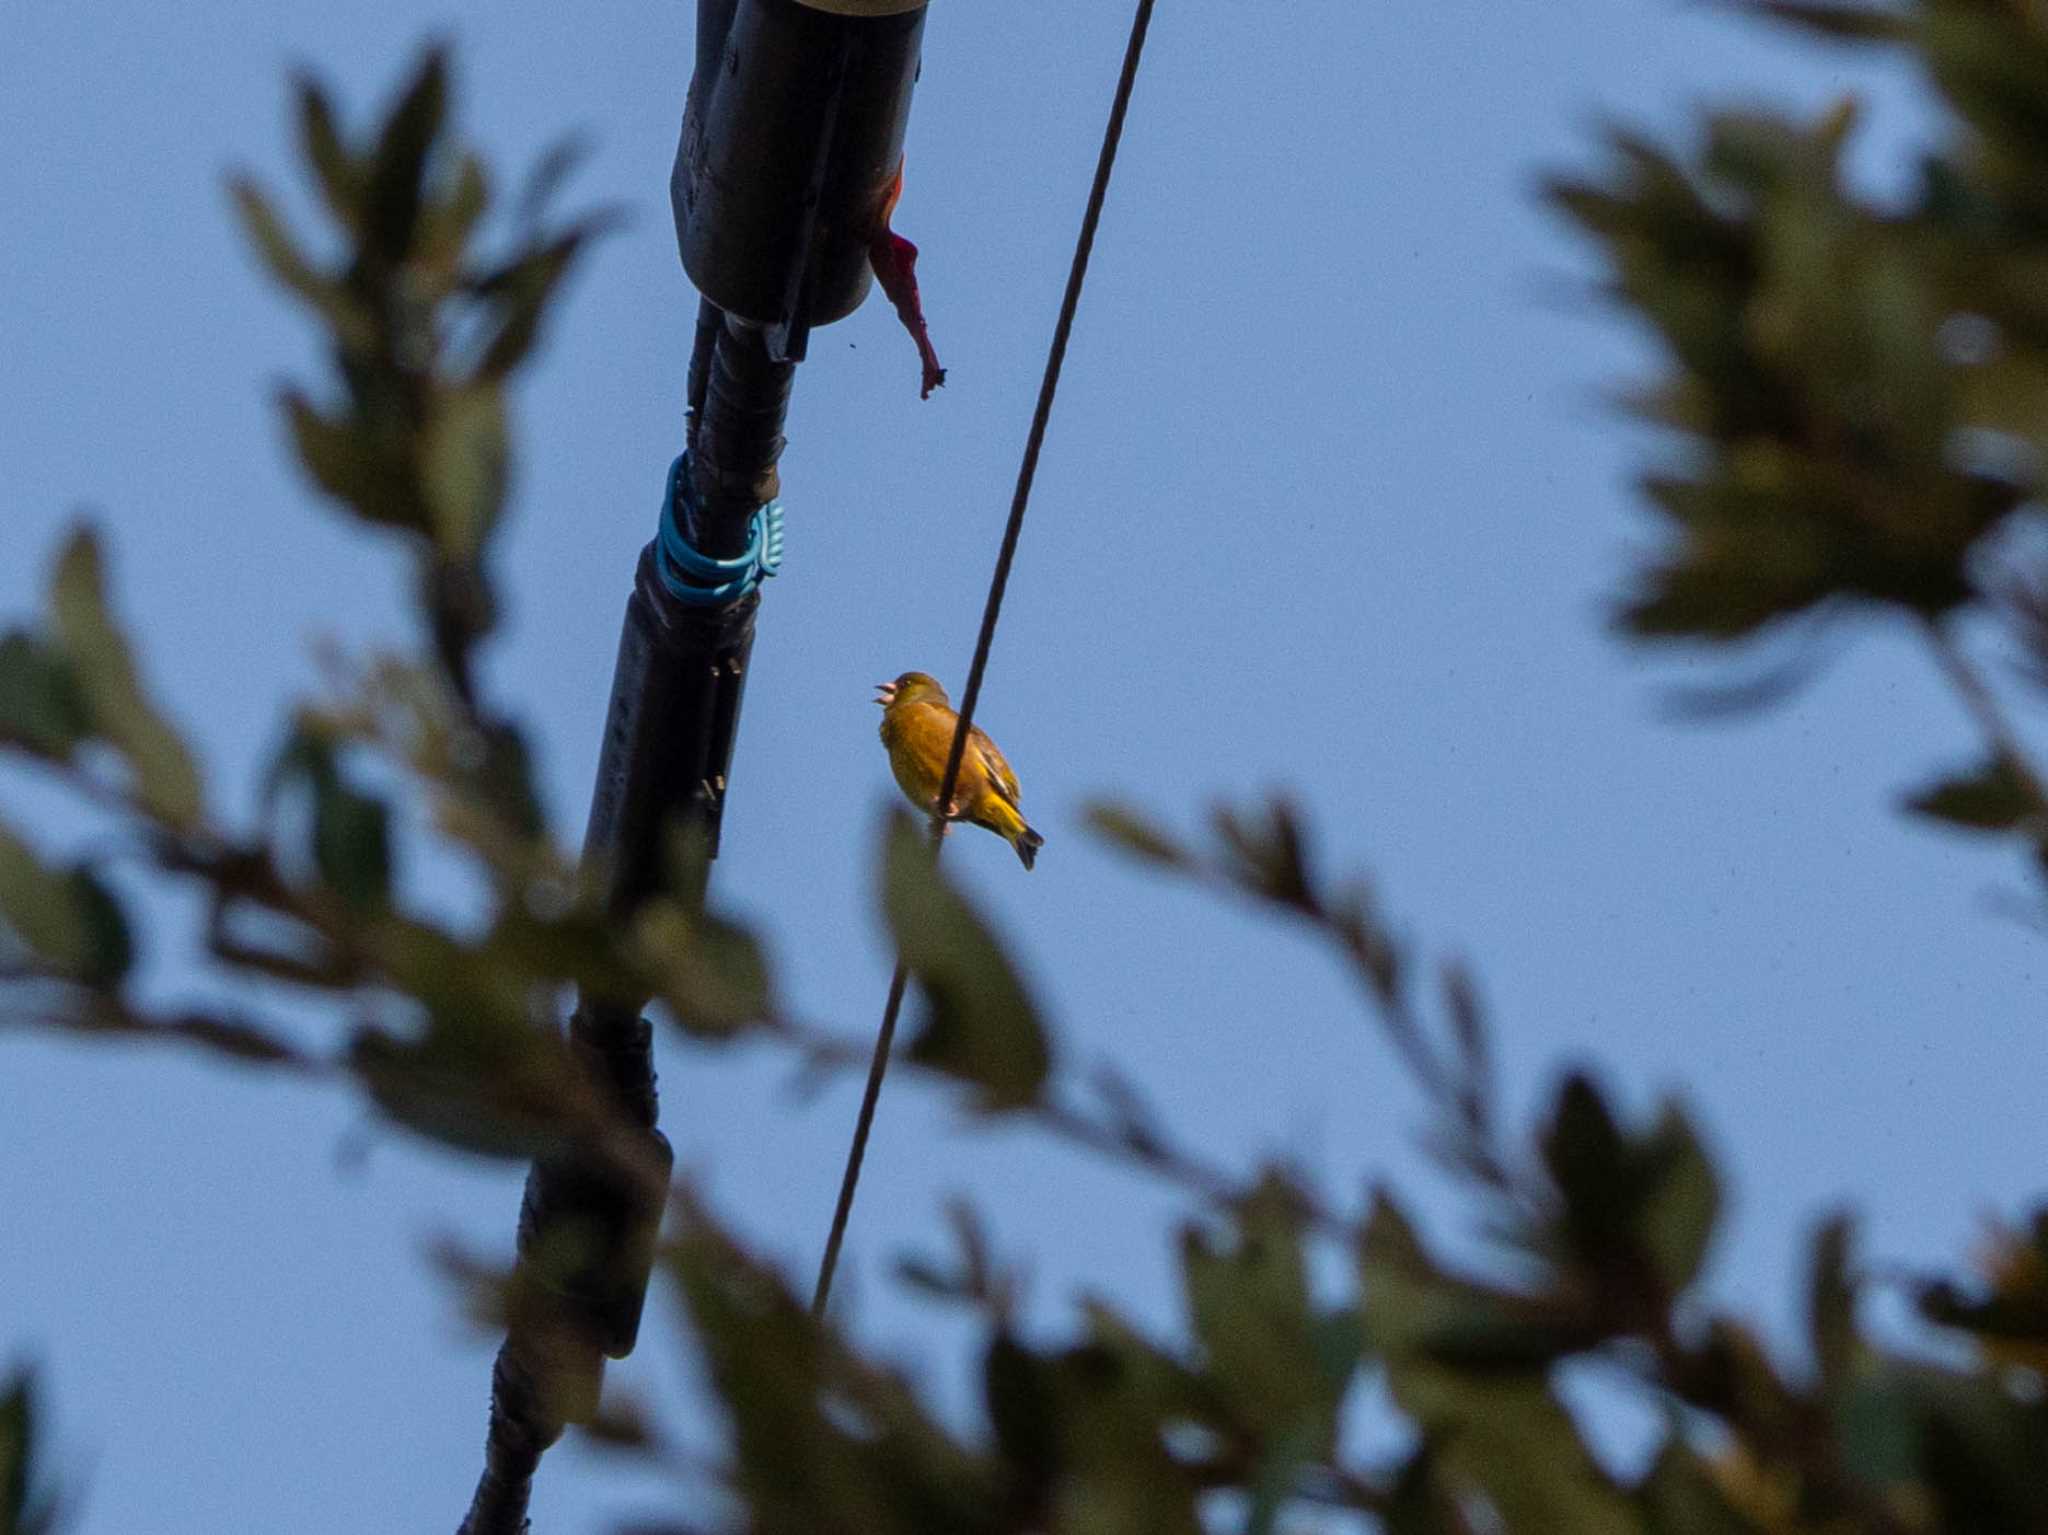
[654, 453, 784, 606]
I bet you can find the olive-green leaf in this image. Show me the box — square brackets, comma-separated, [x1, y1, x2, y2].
[1809, 1210, 1858, 1391]
[473, 224, 605, 379]
[280, 390, 420, 530]
[264, 724, 391, 911]
[1638, 1440, 1765, 1535]
[1918, 1211, 2048, 1369]
[229, 176, 326, 303]
[1181, 1176, 1342, 1441]
[1886, 1358, 2048, 1527]
[293, 74, 361, 229]
[516, 132, 593, 227]
[982, 1334, 1059, 1494]
[0, 632, 88, 761]
[636, 899, 773, 1039]
[1, 1366, 62, 1535]
[350, 1012, 577, 1162]
[1541, 1071, 1632, 1263]
[422, 384, 509, 562]
[881, 809, 1051, 1111]
[0, 821, 131, 986]
[1360, 1192, 1594, 1373]
[420, 152, 490, 273]
[46, 527, 204, 829]
[1636, 1100, 1722, 1296]
[1188, 1183, 1357, 1535]
[666, 1195, 1003, 1535]
[312, 780, 392, 912]
[1747, 1, 1910, 43]
[1903, 754, 2038, 834]
[362, 48, 446, 263]
[1081, 800, 1190, 868]
[1391, 1363, 1636, 1535]
[1211, 798, 1316, 912]
[231, 176, 374, 348]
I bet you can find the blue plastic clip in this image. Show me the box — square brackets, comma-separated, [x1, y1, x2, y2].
[653, 453, 784, 606]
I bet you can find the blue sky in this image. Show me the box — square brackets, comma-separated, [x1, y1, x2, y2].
[4, 2, 2042, 1530]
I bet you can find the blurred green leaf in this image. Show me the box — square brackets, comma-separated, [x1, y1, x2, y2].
[1541, 1072, 1632, 1268]
[666, 1194, 1004, 1535]
[1903, 754, 2039, 833]
[473, 221, 609, 379]
[1361, 1193, 1595, 1377]
[0, 1367, 61, 1535]
[1081, 800, 1191, 868]
[1403, 1373, 1635, 1534]
[314, 783, 392, 912]
[1211, 798, 1316, 913]
[422, 384, 508, 562]
[466, 718, 545, 840]
[516, 132, 592, 226]
[245, 51, 617, 699]
[1369, 1254, 1637, 1535]
[1636, 1102, 1722, 1296]
[0, 822, 132, 988]
[280, 390, 419, 531]
[1536, 1077, 1721, 1306]
[1830, 1357, 2048, 1525]
[47, 527, 204, 828]
[1183, 1177, 1357, 1534]
[881, 810, 1050, 1111]
[1042, 1305, 1209, 1535]
[361, 48, 446, 264]
[229, 175, 374, 349]
[1809, 1211, 1859, 1392]
[293, 73, 361, 229]
[1637, 1440, 1766, 1535]
[229, 178, 324, 302]
[1557, 104, 2021, 650]
[350, 1001, 577, 1161]
[0, 633, 88, 761]
[1379, 1446, 1470, 1535]
[1901, 1359, 2048, 1527]
[265, 726, 392, 911]
[981, 1335, 1058, 1515]
[1920, 1209, 2048, 1375]
[1746, 1, 1910, 42]
[636, 900, 772, 1039]
[419, 152, 490, 274]
[1182, 1175, 1350, 1451]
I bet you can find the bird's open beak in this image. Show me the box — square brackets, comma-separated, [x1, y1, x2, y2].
[874, 682, 897, 706]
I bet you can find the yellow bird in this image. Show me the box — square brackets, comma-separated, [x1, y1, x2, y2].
[876, 671, 1044, 869]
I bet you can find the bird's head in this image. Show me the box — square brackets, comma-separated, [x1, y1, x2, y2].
[875, 671, 946, 708]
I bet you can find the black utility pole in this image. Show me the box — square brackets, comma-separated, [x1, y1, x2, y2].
[459, 4, 929, 1529]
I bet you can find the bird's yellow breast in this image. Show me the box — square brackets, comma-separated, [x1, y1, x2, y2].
[881, 700, 990, 813]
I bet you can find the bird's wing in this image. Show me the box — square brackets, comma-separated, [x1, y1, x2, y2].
[969, 725, 1021, 807]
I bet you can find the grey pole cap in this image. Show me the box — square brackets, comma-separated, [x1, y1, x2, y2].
[793, 0, 928, 12]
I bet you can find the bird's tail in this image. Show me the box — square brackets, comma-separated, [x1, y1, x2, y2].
[1012, 820, 1045, 870]
[981, 797, 1045, 870]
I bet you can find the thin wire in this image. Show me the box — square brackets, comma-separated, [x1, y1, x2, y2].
[811, 0, 1160, 1319]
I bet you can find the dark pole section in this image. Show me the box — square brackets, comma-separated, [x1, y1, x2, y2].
[676, 0, 925, 361]
[690, 314, 796, 556]
[686, 296, 722, 420]
[498, 341, 782, 1356]
[462, 4, 927, 1528]
[456, 1348, 550, 1535]
[504, 548, 763, 1372]
[461, 322, 785, 1535]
